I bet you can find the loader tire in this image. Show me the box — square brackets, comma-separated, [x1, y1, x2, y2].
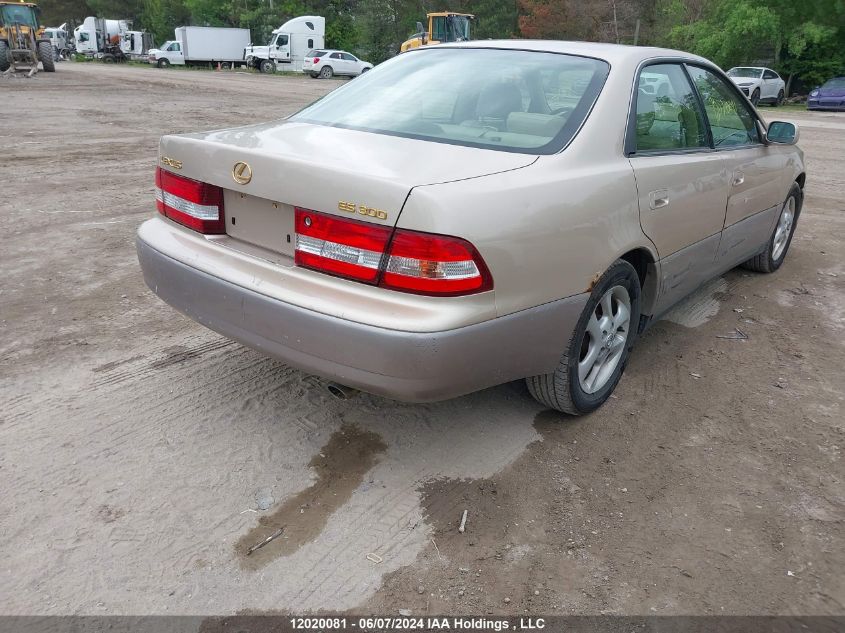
[39, 41, 56, 72]
[0, 41, 10, 72]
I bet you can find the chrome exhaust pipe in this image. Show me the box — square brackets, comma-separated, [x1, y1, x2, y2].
[326, 382, 358, 400]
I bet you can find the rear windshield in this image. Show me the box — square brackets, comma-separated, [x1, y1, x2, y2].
[307, 50, 328, 57]
[290, 48, 610, 154]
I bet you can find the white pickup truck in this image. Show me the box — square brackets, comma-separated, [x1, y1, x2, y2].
[726, 66, 786, 106]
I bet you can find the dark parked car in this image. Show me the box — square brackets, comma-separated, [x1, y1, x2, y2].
[808, 77, 845, 110]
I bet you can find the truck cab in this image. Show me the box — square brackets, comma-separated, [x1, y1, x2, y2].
[148, 39, 183, 66]
[244, 15, 324, 73]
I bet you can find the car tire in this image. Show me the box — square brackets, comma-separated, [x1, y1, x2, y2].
[741, 183, 802, 274]
[0, 41, 10, 72]
[751, 88, 760, 106]
[319, 65, 333, 79]
[526, 260, 641, 415]
[157, 58, 169, 68]
[259, 59, 275, 74]
[361, 67, 369, 74]
[39, 41, 56, 71]
[774, 89, 785, 106]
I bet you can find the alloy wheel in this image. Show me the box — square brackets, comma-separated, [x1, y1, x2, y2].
[772, 196, 795, 260]
[578, 285, 631, 394]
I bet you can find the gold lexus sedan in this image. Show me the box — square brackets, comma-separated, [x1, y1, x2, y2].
[136, 41, 805, 415]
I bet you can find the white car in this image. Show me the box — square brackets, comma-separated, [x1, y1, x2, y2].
[727, 67, 786, 106]
[303, 49, 372, 78]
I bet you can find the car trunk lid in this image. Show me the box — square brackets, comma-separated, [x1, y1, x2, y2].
[159, 120, 536, 257]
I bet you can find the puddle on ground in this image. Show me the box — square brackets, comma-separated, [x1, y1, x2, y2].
[237, 423, 387, 569]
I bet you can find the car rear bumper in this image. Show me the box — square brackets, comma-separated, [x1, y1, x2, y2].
[136, 237, 588, 402]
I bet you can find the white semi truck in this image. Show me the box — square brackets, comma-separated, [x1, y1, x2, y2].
[147, 26, 250, 68]
[244, 15, 325, 73]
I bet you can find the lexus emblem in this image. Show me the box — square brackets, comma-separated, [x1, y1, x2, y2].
[232, 161, 253, 185]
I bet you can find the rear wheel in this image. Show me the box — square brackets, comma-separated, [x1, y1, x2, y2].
[157, 58, 169, 68]
[39, 41, 55, 71]
[259, 59, 275, 74]
[319, 65, 333, 79]
[741, 183, 802, 273]
[221, 61, 231, 69]
[526, 260, 641, 415]
[102, 53, 115, 64]
[0, 41, 10, 72]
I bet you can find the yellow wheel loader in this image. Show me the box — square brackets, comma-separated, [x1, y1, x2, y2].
[400, 12, 473, 53]
[0, 0, 54, 76]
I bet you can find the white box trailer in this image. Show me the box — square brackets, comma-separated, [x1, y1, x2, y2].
[148, 26, 250, 68]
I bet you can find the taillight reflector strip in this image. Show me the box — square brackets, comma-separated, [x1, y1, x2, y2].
[155, 167, 225, 234]
[294, 208, 493, 296]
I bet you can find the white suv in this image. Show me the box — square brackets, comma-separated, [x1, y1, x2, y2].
[727, 67, 786, 106]
[303, 49, 373, 78]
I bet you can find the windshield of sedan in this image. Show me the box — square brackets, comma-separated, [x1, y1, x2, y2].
[290, 48, 609, 154]
[823, 77, 845, 89]
[728, 68, 763, 79]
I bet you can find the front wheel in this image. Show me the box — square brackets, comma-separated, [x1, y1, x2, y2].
[0, 41, 10, 72]
[157, 58, 169, 68]
[751, 88, 760, 106]
[526, 260, 641, 415]
[259, 59, 275, 74]
[39, 41, 55, 71]
[774, 89, 785, 106]
[319, 65, 333, 79]
[741, 183, 802, 273]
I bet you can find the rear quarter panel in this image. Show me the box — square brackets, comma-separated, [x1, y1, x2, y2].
[398, 155, 648, 318]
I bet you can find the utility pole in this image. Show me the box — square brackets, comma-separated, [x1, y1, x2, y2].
[612, 0, 619, 44]
[633, 18, 640, 46]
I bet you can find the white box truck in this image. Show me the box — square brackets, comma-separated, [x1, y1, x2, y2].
[148, 26, 251, 68]
[244, 15, 325, 73]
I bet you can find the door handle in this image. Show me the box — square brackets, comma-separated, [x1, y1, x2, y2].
[648, 189, 669, 210]
[732, 172, 745, 186]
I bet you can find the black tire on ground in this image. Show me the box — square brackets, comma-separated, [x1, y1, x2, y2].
[0, 41, 10, 72]
[526, 260, 641, 415]
[319, 65, 333, 79]
[102, 54, 115, 63]
[751, 88, 760, 106]
[259, 59, 275, 74]
[39, 41, 55, 71]
[741, 183, 802, 273]
[774, 89, 785, 106]
[221, 61, 231, 69]
[157, 58, 169, 68]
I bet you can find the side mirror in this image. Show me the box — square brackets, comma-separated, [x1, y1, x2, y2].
[766, 120, 799, 145]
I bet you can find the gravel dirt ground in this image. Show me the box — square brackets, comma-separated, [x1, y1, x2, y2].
[1, 63, 843, 617]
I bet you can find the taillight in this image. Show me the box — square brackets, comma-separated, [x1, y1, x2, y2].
[295, 208, 391, 283]
[382, 229, 492, 295]
[313, 57, 320, 64]
[155, 167, 225, 234]
[294, 208, 492, 296]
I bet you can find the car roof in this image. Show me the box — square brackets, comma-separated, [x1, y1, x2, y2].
[436, 40, 711, 65]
